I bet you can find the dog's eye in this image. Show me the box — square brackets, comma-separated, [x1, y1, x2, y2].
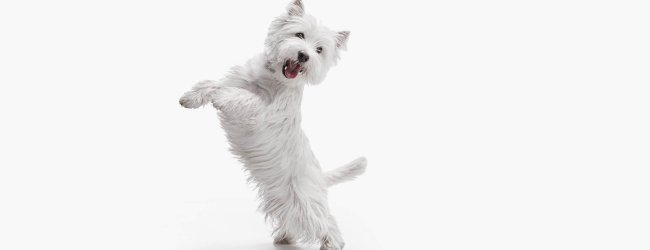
[316, 47, 323, 54]
[295, 33, 304, 39]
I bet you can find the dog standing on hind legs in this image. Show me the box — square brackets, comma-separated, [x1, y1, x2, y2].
[179, 1, 366, 249]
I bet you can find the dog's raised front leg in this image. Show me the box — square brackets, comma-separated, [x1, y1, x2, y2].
[212, 86, 265, 126]
[179, 80, 221, 109]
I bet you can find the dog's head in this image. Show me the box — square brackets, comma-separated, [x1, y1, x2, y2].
[265, 0, 350, 85]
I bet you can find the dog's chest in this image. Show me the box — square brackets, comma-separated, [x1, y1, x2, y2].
[227, 85, 307, 153]
[233, 87, 315, 172]
[260, 89, 303, 137]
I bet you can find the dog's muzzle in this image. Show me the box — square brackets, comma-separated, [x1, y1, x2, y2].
[282, 59, 303, 79]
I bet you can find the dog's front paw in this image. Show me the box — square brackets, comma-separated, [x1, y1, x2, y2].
[179, 91, 206, 109]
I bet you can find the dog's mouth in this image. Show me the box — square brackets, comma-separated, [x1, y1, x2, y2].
[282, 59, 304, 79]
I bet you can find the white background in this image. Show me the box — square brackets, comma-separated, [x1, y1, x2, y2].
[1, 0, 649, 249]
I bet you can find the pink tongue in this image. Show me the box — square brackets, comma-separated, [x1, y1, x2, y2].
[284, 63, 300, 79]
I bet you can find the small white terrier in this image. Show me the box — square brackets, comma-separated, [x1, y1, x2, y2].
[179, 1, 366, 249]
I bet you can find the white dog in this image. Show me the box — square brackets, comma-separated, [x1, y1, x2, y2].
[179, 1, 366, 249]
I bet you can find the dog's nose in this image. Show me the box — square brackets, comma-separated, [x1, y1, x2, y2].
[297, 51, 309, 63]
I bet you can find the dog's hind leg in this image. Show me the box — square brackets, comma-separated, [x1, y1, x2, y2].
[273, 232, 295, 245]
[320, 215, 345, 250]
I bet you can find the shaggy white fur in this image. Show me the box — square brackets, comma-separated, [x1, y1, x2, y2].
[179, 1, 366, 249]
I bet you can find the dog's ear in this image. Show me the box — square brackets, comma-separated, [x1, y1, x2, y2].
[336, 31, 350, 49]
[287, 0, 304, 16]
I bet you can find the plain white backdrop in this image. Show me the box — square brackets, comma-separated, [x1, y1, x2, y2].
[1, 0, 649, 249]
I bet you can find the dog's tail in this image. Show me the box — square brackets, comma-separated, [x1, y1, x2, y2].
[324, 157, 367, 187]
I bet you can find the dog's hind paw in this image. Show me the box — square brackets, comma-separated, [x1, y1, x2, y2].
[273, 236, 294, 245]
[320, 237, 345, 250]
